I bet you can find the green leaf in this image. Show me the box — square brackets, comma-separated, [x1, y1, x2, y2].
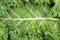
[0, 0, 60, 40]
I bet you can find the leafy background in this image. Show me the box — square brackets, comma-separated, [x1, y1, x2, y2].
[0, 0, 60, 40]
